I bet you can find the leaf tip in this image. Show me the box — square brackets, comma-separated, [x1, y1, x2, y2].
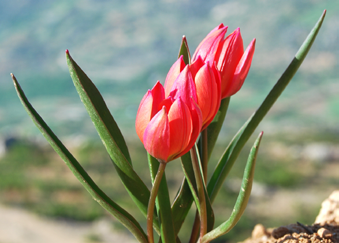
[10, 73, 17, 83]
[65, 49, 69, 55]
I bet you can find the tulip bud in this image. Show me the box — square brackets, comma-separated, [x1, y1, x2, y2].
[216, 29, 256, 98]
[136, 81, 199, 162]
[192, 24, 256, 99]
[192, 24, 228, 64]
[166, 57, 221, 131]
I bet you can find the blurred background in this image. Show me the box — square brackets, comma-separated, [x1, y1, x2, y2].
[0, 0, 338, 242]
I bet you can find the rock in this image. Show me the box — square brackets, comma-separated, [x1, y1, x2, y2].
[272, 226, 290, 239]
[240, 190, 339, 243]
[315, 190, 339, 225]
[252, 224, 267, 239]
[317, 228, 332, 238]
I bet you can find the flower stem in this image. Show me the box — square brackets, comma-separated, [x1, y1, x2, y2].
[201, 129, 208, 183]
[190, 147, 207, 240]
[188, 212, 200, 243]
[147, 161, 167, 243]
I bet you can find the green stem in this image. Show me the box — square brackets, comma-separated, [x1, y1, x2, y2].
[148, 154, 176, 243]
[188, 213, 200, 243]
[190, 147, 207, 239]
[189, 129, 208, 243]
[147, 161, 167, 243]
[201, 129, 208, 183]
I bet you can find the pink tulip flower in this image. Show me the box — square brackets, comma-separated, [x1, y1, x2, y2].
[192, 24, 256, 99]
[135, 81, 201, 162]
[165, 56, 221, 130]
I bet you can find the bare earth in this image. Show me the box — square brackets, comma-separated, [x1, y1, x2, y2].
[242, 191, 339, 243]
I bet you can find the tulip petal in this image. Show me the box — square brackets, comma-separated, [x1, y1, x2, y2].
[205, 64, 222, 127]
[189, 55, 205, 79]
[227, 38, 256, 97]
[143, 106, 170, 162]
[194, 64, 213, 124]
[217, 28, 244, 98]
[192, 25, 228, 64]
[175, 98, 202, 158]
[135, 81, 165, 142]
[169, 65, 198, 104]
[164, 56, 186, 97]
[167, 98, 192, 160]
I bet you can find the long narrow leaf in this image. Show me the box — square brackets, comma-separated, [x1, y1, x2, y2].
[66, 51, 154, 223]
[205, 97, 230, 160]
[208, 10, 326, 202]
[171, 177, 194, 235]
[11, 74, 148, 243]
[201, 132, 263, 243]
[180, 150, 215, 232]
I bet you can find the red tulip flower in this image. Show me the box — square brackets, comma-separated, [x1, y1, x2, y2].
[192, 24, 256, 99]
[135, 81, 201, 162]
[164, 56, 221, 130]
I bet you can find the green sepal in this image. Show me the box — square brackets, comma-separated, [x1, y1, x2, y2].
[65, 51, 154, 224]
[201, 132, 263, 243]
[178, 35, 191, 64]
[11, 74, 148, 243]
[207, 10, 326, 203]
[148, 154, 176, 243]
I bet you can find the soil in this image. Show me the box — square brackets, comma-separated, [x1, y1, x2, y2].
[241, 191, 339, 243]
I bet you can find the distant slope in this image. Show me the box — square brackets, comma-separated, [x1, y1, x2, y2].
[1, 0, 338, 138]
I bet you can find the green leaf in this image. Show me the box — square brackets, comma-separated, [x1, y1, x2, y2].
[178, 35, 191, 64]
[201, 132, 263, 243]
[206, 98, 230, 160]
[171, 177, 194, 235]
[180, 150, 214, 232]
[148, 154, 176, 243]
[65, 51, 156, 226]
[11, 74, 148, 243]
[207, 10, 326, 203]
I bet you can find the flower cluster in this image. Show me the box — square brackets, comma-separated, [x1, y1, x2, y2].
[136, 24, 256, 162]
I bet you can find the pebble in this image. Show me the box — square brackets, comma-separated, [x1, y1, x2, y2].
[252, 224, 267, 239]
[272, 226, 290, 239]
[317, 227, 332, 238]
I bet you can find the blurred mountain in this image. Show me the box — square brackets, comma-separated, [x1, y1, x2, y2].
[0, 0, 338, 139]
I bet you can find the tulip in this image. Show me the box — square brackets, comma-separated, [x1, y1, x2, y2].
[164, 55, 186, 97]
[192, 24, 256, 99]
[135, 81, 200, 162]
[165, 57, 221, 130]
[189, 56, 221, 130]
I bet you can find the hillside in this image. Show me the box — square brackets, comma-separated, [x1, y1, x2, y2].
[0, 0, 338, 139]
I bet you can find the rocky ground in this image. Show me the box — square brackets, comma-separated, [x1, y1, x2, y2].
[242, 191, 339, 243]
